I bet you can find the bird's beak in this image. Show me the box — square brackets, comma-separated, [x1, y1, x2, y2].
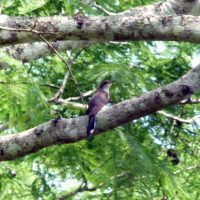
[110, 80, 116, 84]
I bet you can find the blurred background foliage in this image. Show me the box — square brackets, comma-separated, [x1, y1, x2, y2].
[0, 0, 200, 199]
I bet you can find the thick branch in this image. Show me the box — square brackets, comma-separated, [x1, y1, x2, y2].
[118, 0, 200, 16]
[1, 15, 200, 45]
[1, 0, 199, 62]
[0, 63, 200, 161]
[1, 41, 94, 62]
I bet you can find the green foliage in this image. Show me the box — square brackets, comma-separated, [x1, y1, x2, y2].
[0, 0, 200, 200]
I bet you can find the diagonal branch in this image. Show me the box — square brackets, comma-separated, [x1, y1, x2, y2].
[92, 2, 114, 15]
[49, 71, 70, 102]
[49, 49, 84, 102]
[39, 34, 86, 108]
[0, 62, 200, 162]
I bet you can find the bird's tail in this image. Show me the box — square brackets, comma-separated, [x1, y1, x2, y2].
[87, 115, 96, 136]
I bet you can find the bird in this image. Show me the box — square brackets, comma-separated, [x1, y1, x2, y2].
[86, 80, 112, 136]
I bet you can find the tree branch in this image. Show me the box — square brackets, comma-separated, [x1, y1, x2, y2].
[92, 2, 114, 15]
[1, 0, 199, 62]
[49, 49, 84, 102]
[64, 90, 94, 102]
[51, 90, 94, 109]
[0, 62, 200, 161]
[58, 182, 98, 200]
[180, 98, 200, 104]
[117, 0, 200, 17]
[157, 111, 200, 124]
[2, 14, 200, 45]
[53, 99, 86, 109]
[1, 40, 94, 62]
[39, 35, 87, 108]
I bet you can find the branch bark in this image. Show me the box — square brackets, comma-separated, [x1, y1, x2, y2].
[117, 0, 200, 17]
[1, 14, 200, 45]
[0, 0, 199, 62]
[1, 40, 94, 62]
[0, 62, 200, 162]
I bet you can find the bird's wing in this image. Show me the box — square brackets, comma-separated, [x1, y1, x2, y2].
[87, 91, 108, 115]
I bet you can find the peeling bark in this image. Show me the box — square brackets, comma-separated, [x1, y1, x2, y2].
[0, 63, 200, 161]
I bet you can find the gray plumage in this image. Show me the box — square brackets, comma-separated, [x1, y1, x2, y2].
[86, 80, 112, 136]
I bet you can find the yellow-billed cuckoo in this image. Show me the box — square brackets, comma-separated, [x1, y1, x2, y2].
[86, 80, 112, 136]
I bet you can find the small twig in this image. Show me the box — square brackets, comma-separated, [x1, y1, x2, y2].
[0, 25, 59, 35]
[54, 99, 87, 109]
[180, 98, 200, 104]
[64, 90, 95, 102]
[51, 90, 95, 109]
[39, 83, 61, 89]
[49, 71, 70, 101]
[92, 2, 114, 15]
[39, 34, 87, 109]
[49, 49, 84, 102]
[157, 110, 200, 124]
[174, 164, 200, 175]
[182, 161, 200, 185]
[0, 80, 61, 90]
[0, 24, 87, 108]
[57, 181, 99, 200]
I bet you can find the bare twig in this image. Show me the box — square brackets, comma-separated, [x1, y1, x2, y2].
[92, 2, 114, 15]
[49, 49, 84, 102]
[54, 99, 87, 109]
[64, 90, 95, 102]
[174, 164, 200, 175]
[51, 90, 95, 109]
[49, 72, 70, 101]
[157, 111, 200, 124]
[57, 182, 99, 200]
[39, 83, 61, 89]
[0, 80, 61, 90]
[0, 25, 58, 35]
[39, 34, 87, 109]
[180, 98, 200, 104]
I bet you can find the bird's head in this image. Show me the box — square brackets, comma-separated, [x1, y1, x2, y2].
[98, 80, 113, 90]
